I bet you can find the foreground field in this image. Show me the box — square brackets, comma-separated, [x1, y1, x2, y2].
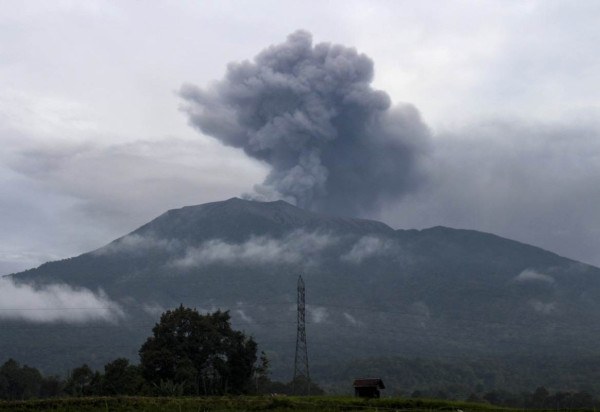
[0, 396, 514, 412]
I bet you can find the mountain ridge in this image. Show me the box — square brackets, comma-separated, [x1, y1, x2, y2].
[127, 197, 396, 242]
[6, 198, 581, 277]
[3, 197, 600, 381]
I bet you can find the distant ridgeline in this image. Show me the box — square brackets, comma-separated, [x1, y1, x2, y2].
[316, 355, 600, 397]
[3, 198, 600, 395]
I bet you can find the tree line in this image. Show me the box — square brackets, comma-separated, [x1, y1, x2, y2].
[0, 305, 322, 400]
[475, 386, 595, 409]
[3, 353, 600, 410]
[320, 355, 600, 400]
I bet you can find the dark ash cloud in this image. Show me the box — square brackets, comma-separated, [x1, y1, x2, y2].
[180, 30, 430, 216]
[381, 120, 600, 266]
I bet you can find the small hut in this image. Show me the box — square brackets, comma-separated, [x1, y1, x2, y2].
[353, 378, 385, 398]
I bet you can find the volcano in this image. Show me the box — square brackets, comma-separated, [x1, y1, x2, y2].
[4, 198, 600, 384]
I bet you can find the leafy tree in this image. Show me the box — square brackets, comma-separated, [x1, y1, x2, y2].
[532, 386, 549, 407]
[254, 351, 270, 394]
[290, 375, 325, 396]
[139, 305, 257, 395]
[0, 359, 43, 400]
[18, 365, 43, 399]
[466, 393, 481, 403]
[571, 391, 594, 408]
[102, 358, 145, 395]
[0, 359, 24, 400]
[39, 375, 63, 398]
[64, 364, 100, 396]
[0, 375, 7, 399]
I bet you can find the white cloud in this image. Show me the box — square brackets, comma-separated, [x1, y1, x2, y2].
[307, 306, 329, 324]
[235, 309, 253, 323]
[343, 312, 362, 326]
[514, 269, 555, 284]
[172, 231, 337, 268]
[341, 236, 395, 264]
[530, 299, 557, 315]
[0, 277, 124, 323]
[141, 302, 165, 317]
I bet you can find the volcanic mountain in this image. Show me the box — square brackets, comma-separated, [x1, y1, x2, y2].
[4, 198, 600, 384]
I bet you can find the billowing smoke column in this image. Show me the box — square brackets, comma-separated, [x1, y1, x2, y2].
[180, 30, 430, 216]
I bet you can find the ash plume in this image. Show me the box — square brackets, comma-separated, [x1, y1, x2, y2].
[180, 30, 430, 216]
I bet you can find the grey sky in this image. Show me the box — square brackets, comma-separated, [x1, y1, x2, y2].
[1, 1, 599, 273]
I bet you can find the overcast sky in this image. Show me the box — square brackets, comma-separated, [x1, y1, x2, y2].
[1, 0, 599, 274]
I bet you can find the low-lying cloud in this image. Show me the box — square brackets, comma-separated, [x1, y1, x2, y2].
[171, 232, 402, 268]
[172, 230, 337, 268]
[235, 309, 253, 323]
[307, 305, 329, 324]
[341, 235, 396, 263]
[514, 269, 555, 284]
[343, 312, 362, 326]
[530, 299, 557, 315]
[0, 277, 124, 323]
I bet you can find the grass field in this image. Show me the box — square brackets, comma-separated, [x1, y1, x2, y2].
[0, 396, 518, 412]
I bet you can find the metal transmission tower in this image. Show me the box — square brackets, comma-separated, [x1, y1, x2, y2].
[293, 275, 310, 395]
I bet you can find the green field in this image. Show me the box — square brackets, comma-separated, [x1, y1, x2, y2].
[0, 396, 521, 412]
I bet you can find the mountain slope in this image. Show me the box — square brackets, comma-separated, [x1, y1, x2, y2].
[3, 198, 600, 381]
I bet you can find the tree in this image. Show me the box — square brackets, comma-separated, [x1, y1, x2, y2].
[532, 386, 549, 408]
[39, 375, 63, 398]
[0, 359, 43, 400]
[139, 305, 257, 395]
[102, 358, 145, 395]
[254, 351, 270, 394]
[64, 364, 100, 396]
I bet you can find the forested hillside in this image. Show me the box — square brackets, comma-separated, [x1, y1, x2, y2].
[3, 198, 600, 393]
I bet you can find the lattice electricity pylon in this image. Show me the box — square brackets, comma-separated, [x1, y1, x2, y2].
[293, 275, 310, 395]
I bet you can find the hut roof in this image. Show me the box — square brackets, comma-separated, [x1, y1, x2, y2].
[353, 378, 385, 389]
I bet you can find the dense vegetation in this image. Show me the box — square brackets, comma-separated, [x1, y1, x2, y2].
[0, 306, 323, 401]
[3, 306, 600, 409]
[7, 198, 600, 381]
[3, 354, 600, 410]
[139, 306, 257, 395]
[319, 355, 600, 397]
[7, 200, 600, 408]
